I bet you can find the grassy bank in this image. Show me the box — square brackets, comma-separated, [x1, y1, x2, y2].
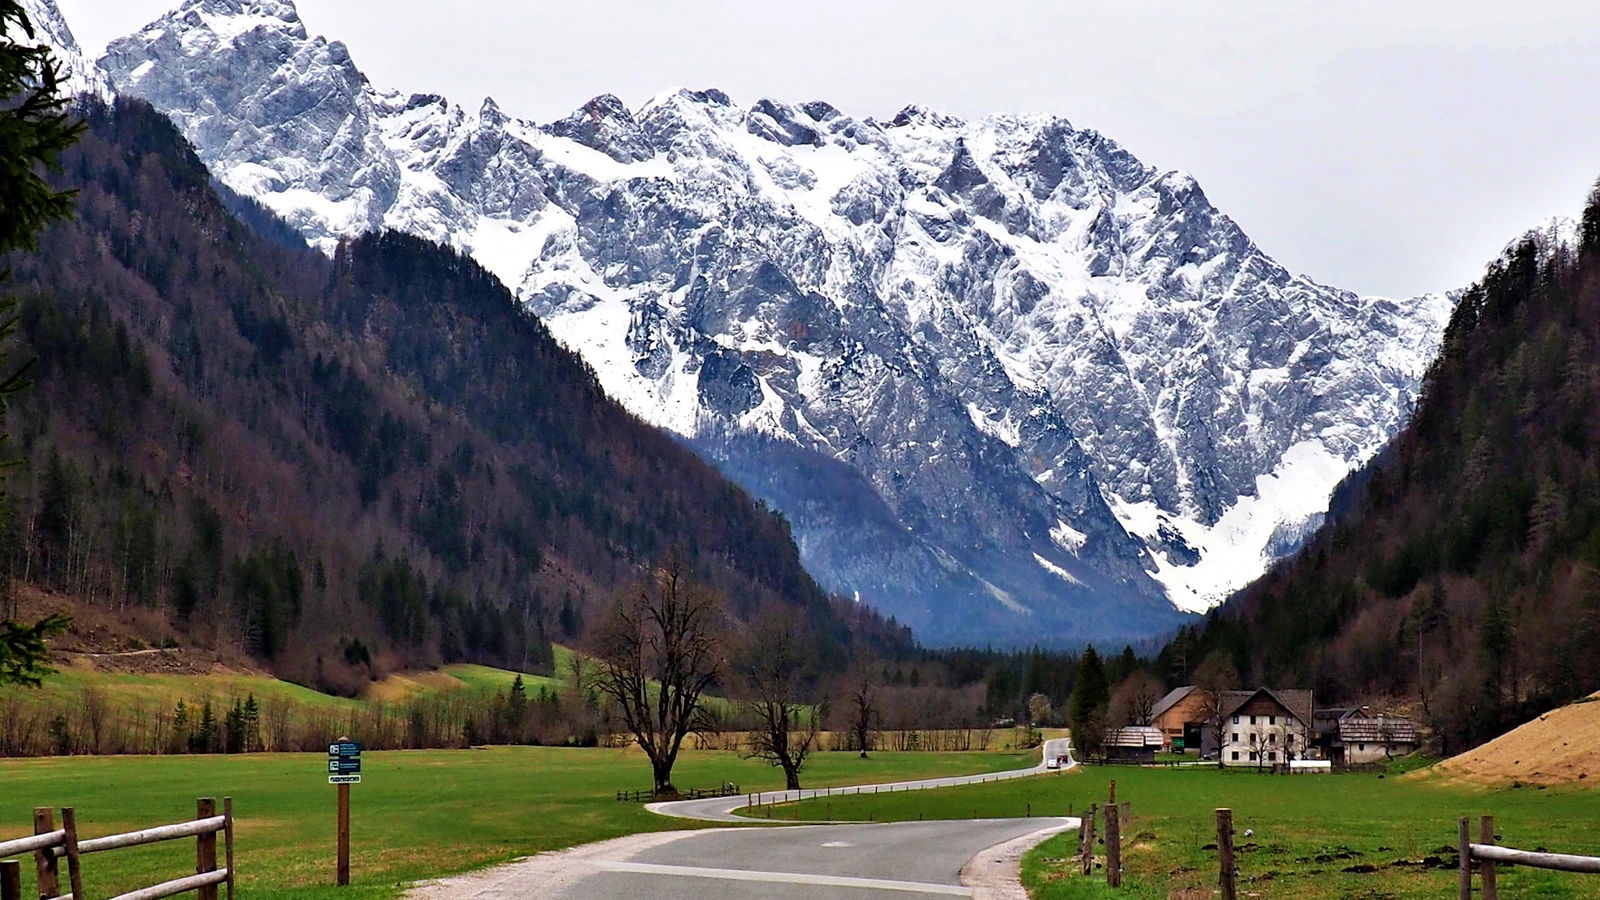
[772, 764, 1600, 898]
[0, 745, 1034, 899]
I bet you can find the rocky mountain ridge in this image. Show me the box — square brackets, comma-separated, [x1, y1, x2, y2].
[34, 0, 1455, 644]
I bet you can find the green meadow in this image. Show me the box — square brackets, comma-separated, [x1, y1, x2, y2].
[0, 745, 1034, 899]
[770, 763, 1600, 898]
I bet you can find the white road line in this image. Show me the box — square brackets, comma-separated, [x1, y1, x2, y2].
[592, 861, 973, 895]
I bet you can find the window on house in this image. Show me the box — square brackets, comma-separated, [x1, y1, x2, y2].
[1269, 715, 1276, 725]
[1268, 751, 1277, 762]
[1249, 751, 1257, 761]
[1249, 715, 1257, 725]
[1233, 715, 1239, 724]
[1231, 732, 1239, 742]
[1231, 751, 1239, 761]
[1269, 733, 1277, 743]
[1249, 733, 1257, 744]
[1359, 743, 1366, 752]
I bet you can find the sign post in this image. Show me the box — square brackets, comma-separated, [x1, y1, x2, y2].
[328, 738, 362, 886]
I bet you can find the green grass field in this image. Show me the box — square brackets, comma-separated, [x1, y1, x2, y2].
[772, 764, 1600, 898]
[0, 746, 1035, 899]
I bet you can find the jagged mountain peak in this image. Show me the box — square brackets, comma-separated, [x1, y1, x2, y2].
[18, 0, 110, 98]
[890, 103, 967, 130]
[156, 0, 309, 42]
[86, 0, 1456, 644]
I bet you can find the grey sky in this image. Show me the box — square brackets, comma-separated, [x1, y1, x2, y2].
[56, 0, 1600, 299]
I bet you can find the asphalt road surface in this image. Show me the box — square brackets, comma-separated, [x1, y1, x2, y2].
[407, 737, 1077, 899]
[556, 817, 1074, 899]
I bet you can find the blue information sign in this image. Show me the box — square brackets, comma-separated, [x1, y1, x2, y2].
[328, 742, 363, 757]
[328, 757, 363, 774]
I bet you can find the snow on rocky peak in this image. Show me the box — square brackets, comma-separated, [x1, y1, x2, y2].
[85, 0, 1455, 644]
[17, 0, 110, 98]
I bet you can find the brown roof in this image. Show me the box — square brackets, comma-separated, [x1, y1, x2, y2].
[1219, 688, 1314, 726]
[1338, 716, 1418, 744]
[1150, 686, 1198, 722]
[1103, 726, 1164, 748]
[1313, 707, 1358, 735]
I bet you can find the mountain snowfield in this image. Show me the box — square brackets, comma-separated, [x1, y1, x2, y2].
[31, 0, 1457, 644]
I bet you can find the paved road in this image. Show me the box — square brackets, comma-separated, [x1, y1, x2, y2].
[407, 737, 1078, 899]
[553, 818, 1075, 899]
[650, 737, 1074, 823]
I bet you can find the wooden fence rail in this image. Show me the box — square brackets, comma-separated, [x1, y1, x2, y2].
[0, 798, 233, 900]
[614, 784, 740, 803]
[1458, 814, 1600, 900]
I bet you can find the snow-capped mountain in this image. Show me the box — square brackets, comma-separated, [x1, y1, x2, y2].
[53, 0, 1456, 645]
[17, 0, 108, 97]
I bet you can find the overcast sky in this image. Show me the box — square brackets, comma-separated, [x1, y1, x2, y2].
[55, 0, 1600, 298]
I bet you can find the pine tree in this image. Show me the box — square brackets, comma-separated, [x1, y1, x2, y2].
[243, 694, 260, 752]
[172, 699, 190, 753]
[0, 0, 80, 686]
[224, 700, 245, 753]
[1581, 178, 1600, 252]
[505, 673, 527, 741]
[1113, 645, 1137, 684]
[193, 700, 216, 754]
[1068, 645, 1109, 738]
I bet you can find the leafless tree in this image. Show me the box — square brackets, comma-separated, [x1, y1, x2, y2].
[593, 557, 724, 796]
[1110, 670, 1164, 726]
[736, 613, 822, 789]
[1192, 651, 1239, 762]
[844, 664, 880, 759]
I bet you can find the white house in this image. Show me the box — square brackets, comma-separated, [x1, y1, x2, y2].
[1217, 688, 1313, 768]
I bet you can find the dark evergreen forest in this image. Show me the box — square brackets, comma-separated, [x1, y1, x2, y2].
[1170, 184, 1600, 752]
[1, 97, 910, 691]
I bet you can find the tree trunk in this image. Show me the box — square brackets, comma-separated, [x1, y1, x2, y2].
[784, 765, 802, 791]
[652, 757, 677, 797]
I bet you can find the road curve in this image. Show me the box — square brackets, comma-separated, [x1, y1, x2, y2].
[405, 738, 1078, 899]
[649, 737, 1075, 822]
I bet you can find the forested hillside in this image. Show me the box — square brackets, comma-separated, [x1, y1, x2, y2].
[1171, 190, 1600, 752]
[1, 97, 908, 691]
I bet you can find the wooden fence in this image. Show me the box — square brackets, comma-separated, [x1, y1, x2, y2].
[1459, 814, 1600, 900]
[0, 798, 233, 900]
[1076, 782, 1132, 888]
[615, 783, 740, 802]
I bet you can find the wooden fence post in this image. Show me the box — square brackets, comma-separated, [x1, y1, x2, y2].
[32, 808, 58, 900]
[1105, 798, 1122, 887]
[1081, 804, 1096, 875]
[1217, 808, 1236, 900]
[197, 798, 218, 900]
[59, 808, 83, 900]
[1121, 800, 1131, 828]
[1, 859, 20, 900]
[225, 796, 237, 900]
[1479, 815, 1496, 900]
[1459, 816, 1471, 900]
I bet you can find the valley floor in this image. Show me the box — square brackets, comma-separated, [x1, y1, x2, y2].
[770, 762, 1600, 898]
[0, 746, 1035, 899]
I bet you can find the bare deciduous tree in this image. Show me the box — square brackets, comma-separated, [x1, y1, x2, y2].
[844, 664, 879, 759]
[1192, 651, 1240, 762]
[593, 557, 724, 796]
[1110, 670, 1165, 726]
[737, 614, 821, 789]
